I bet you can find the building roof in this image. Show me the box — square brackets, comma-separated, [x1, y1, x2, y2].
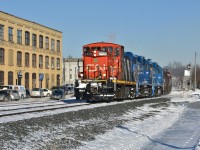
[0, 11, 62, 33]
[63, 58, 82, 62]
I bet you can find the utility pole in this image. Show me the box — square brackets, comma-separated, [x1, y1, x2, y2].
[194, 52, 197, 91]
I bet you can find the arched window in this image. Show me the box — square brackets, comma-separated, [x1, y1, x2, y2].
[45, 36, 49, 50]
[25, 52, 30, 67]
[0, 48, 4, 64]
[8, 71, 13, 85]
[39, 55, 43, 68]
[25, 31, 30, 45]
[51, 39, 55, 51]
[0, 71, 4, 85]
[57, 40, 60, 52]
[32, 73, 36, 89]
[17, 51, 22, 66]
[51, 57, 54, 69]
[57, 58, 60, 69]
[57, 74, 60, 86]
[39, 35, 43, 48]
[32, 54, 36, 68]
[25, 72, 29, 89]
[17, 29, 22, 44]
[45, 56, 49, 69]
[0, 24, 4, 40]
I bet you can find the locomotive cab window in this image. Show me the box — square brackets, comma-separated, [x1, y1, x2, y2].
[102, 47, 107, 52]
[115, 48, 120, 56]
[83, 47, 90, 52]
[109, 47, 113, 53]
[91, 47, 101, 51]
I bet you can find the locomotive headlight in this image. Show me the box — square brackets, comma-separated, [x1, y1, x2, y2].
[99, 52, 107, 56]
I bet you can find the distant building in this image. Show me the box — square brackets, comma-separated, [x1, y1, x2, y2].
[63, 57, 82, 85]
[0, 11, 62, 89]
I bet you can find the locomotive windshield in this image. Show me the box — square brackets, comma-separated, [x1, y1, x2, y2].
[83, 46, 115, 56]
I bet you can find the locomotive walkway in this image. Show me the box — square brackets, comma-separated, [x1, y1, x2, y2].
[141, 100, 200, 150]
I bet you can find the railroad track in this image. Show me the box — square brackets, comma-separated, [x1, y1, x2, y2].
[0, 96, 169, 119]
[0, 100, 90, 118]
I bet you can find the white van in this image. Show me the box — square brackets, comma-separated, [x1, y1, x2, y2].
[0, 85, 26, 99]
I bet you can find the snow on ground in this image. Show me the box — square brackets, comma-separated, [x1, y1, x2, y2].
[1, 90, 200, 149]
[76, 89, 200, 150]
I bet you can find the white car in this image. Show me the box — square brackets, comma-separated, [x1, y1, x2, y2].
[31, 88, 44, 97]
[42, 88, 52, 97]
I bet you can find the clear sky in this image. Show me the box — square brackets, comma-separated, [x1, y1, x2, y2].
[1, 0, 200, 67]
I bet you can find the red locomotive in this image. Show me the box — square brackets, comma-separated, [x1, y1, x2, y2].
[75, 42, 136, 101]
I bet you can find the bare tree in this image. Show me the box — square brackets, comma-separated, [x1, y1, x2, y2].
[163, 61, 185, 88]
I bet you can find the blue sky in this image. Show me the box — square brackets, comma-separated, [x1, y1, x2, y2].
[1, 0, 200, 67]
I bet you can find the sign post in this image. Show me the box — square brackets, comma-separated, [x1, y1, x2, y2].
[18, 71, 22, 85]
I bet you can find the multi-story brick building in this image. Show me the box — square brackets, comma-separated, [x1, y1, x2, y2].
[0, 11, 62, 89]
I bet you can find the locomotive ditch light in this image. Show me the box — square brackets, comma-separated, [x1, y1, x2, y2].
[103, 74, 106, 79]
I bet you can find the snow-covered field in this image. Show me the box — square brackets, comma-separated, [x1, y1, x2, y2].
[77, 89, 200, 150]
[1, 90, 200, 149]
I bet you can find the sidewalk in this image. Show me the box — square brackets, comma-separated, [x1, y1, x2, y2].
[141, 101, 200, 150]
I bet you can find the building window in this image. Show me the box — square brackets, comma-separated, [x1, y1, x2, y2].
[51, 39, 55, 51]
[25, 31, 30, 45]
[45, 36, 49, 50]
[17, 51, 22, 66]
[70, 74, 72, 79]
[51, 57, 54, 69]
[25, 73, 29, 89]
[39, 35, 43, 48]
[32, 73, 36, 89]
[8, 71, 13, 85]
[0, 48, 4, 64]
[57, 74, 60, 86]
[57, 40, 60, 52]
[56, 58, 60, 69]
[8, 27, 13, 42]
[25, 53, 30, 67]
[32, 34, 37, 47]
[17, 29, 22, 44]
[0, 24, 4, 40]
[45, 56, 49, 69]
[8, 49, 14, 66]
[39, 55, 43, 68]
[32, 54, 36, 68]
[0, 71, 4, 85]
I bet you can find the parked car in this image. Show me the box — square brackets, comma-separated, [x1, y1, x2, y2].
[0, 85, 26, 99]
[42, 88, 52, 97]
[31, 88, 44, 97]
[26, 89, 31, 98]
[0, 89, 20, 101]
[51, 89, 65, 100]
[67, 87, 74, 94]
[51, 86, 61, 91]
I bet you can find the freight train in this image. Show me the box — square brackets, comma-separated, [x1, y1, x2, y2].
[75, 42, 172, 102]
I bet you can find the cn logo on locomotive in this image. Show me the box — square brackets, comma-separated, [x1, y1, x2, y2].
[86, 64, 106, 72]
